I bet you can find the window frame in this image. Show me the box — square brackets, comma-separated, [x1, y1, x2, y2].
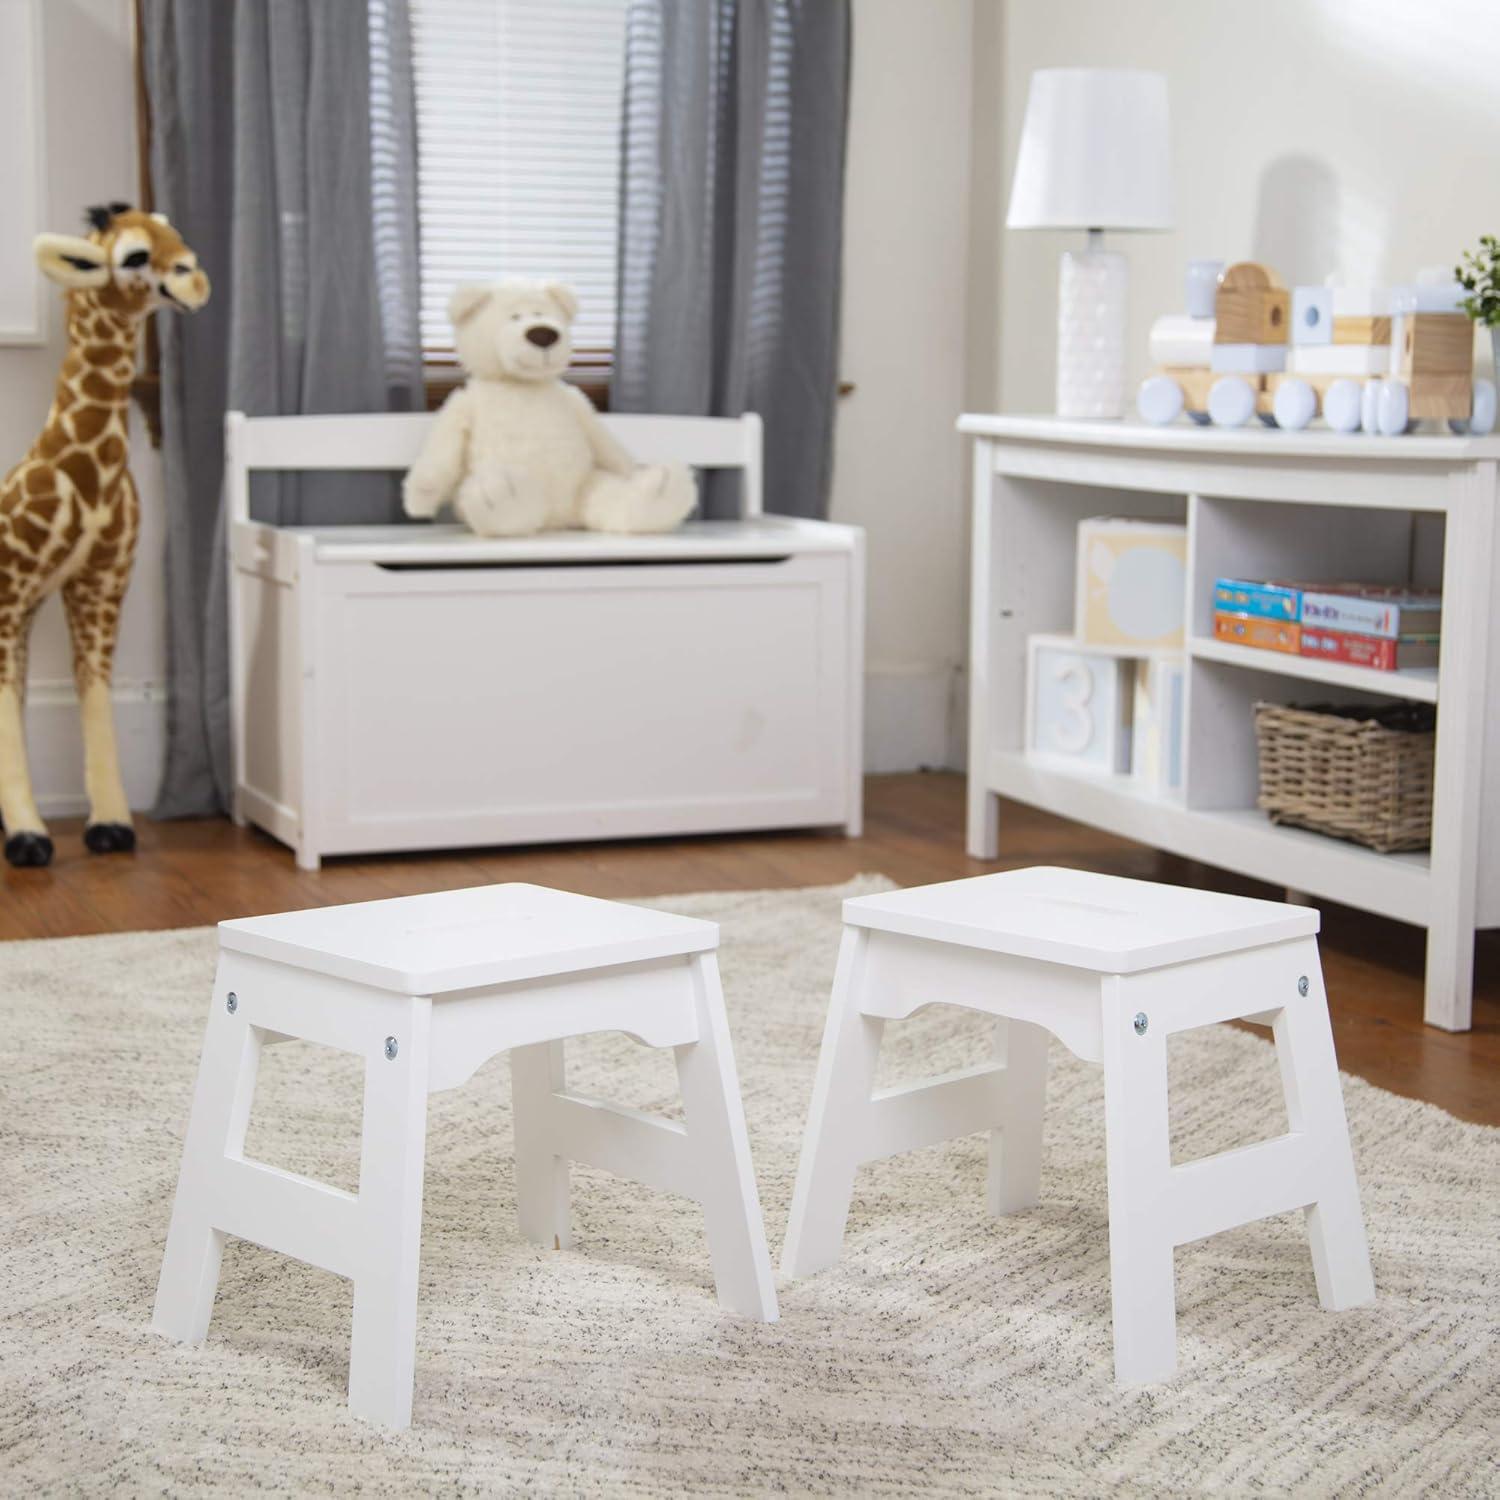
[422, 345, 613, 412]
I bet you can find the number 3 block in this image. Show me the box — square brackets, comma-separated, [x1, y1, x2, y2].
[1026, 635, 1134, 774]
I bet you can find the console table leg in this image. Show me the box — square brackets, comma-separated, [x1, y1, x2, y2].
[1423, 914, 1475, 1033]
[1423, 467, 1493, 1033]
[967, 784, 999, 860]
[966, 436, 1000, 862]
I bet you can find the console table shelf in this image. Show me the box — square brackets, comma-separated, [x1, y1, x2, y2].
[1187, 634, 1440, 704]
[959, 415, 1499, 1031]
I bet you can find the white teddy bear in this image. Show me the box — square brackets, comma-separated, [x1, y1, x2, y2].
[402, 279, 696, 536]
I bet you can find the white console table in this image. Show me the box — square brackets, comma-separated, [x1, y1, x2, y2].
[959, 415, 1499, 1032]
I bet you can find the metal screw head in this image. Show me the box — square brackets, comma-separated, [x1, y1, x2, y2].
[226, 992, 238, 1014]
[1297, 976, 1310, 997]
[384, 1036, 399, 1061]
[1133, 1012, 1149, 1036]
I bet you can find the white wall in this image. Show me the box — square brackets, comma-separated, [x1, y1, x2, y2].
[0, 0, 166, 816]
[992, 0, 1500, 412]
[831, 0, 976, 772]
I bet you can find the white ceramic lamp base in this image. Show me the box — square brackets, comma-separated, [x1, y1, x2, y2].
[1056, 247, 1128, 419]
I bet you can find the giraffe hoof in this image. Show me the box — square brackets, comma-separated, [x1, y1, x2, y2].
[4, 832, 54, 869]
[83, 822, 136, 855]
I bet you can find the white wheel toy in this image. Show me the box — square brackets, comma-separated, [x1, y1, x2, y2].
[1208, 376, 1255, 428]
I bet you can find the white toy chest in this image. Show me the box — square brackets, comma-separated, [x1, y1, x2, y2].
[226, 410, 865, 869]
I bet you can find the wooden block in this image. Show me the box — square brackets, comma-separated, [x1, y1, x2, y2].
[1398, 313, 1474, 377]
[1132, 656, 1185, 794]
[1215, 286, 1290, 345]
[1214, 261, 1289, 346]
[1219, 261, 1284, 292]
[1405, 373, 1471, 421]
[1332, 316, 1391, 345]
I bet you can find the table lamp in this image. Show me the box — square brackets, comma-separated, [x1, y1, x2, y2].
[1007, 68, 1172, 419]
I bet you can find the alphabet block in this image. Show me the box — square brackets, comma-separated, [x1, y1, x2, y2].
[1026, 635, 1133, 774]
[1075, 517, 1187, 648]
[1131, 655, 1185, 793]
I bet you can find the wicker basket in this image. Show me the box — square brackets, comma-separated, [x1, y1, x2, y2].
[1253, 701, 1436, 853]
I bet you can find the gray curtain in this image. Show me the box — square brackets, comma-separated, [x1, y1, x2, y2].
[142, 0, 424, 817]
[614, 0, 850, 520]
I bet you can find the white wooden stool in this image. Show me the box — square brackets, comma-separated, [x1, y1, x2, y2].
[782, 866, 1374, 1385]
[152, 883, 777, 1428]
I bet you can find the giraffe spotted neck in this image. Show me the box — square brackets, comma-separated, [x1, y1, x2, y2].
[30, 291, 143, 511]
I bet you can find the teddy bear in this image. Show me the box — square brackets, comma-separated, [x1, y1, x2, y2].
[402, 279, 696, 537]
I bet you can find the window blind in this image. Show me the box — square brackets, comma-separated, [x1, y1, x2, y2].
[410, 0, 628, 361]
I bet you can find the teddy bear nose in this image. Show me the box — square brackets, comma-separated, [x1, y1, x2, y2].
[526, 325, 559, 348]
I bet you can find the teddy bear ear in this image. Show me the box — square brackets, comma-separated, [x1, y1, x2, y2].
[448, 283, 493, 327]
[544, 282, 579, 322]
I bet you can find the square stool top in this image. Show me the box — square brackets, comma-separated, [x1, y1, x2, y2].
[844, 866, 1318, 974]
[218, 882, 717, 995]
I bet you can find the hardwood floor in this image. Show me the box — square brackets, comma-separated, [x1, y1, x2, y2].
[5, 772, 1495, 1124]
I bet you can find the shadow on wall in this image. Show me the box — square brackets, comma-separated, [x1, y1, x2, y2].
[1250, 155, 1341, 286]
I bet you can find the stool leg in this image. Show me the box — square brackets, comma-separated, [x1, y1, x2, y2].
[782, 927, 883, 1278]
[348, 1000, 431, 1429]
[1273, 952, 1375, 1311]
[512, 1040, 572, 1251]
[988, 1018, 1049, 1216]
[153, 967, 263, 1343]
[674, 953, 778, 1321]
[1101, 984, 1177, 1385]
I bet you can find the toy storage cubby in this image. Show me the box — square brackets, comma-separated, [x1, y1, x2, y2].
[227, 410, 865, 872]
[1184, 495, 1440, 820]
[961, 415, 1500, 1032]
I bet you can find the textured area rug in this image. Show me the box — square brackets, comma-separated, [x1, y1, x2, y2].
[1, 878, 1497, 1496]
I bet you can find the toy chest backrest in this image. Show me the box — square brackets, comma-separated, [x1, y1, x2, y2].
[225, 409, 764, 522]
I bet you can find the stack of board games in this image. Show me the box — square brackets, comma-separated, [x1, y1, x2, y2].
[1212, 579, 1441, 670]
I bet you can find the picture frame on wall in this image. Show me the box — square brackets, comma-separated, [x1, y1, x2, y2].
[0, 0, 45, 346]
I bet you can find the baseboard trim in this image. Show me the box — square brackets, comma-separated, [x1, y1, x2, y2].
[864, 663, 963, 773]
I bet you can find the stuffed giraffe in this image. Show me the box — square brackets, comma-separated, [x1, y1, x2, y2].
[0, 204, 209, 868]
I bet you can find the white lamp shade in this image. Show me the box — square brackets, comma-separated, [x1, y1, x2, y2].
[1007, 68, 1172, 231]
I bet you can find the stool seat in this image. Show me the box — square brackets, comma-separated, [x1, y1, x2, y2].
[219, 883, 717, 994]
[844, 866, 1318, 972]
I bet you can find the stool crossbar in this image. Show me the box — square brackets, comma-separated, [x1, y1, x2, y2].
[152, 883, 777, 1429]
[782, 867, 1375, 1385]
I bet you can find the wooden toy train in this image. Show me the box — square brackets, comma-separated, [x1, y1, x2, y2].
[1138, 261, 1498, 436]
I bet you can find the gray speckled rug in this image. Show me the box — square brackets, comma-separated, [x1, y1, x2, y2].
[1, 878, 1497, 1496]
